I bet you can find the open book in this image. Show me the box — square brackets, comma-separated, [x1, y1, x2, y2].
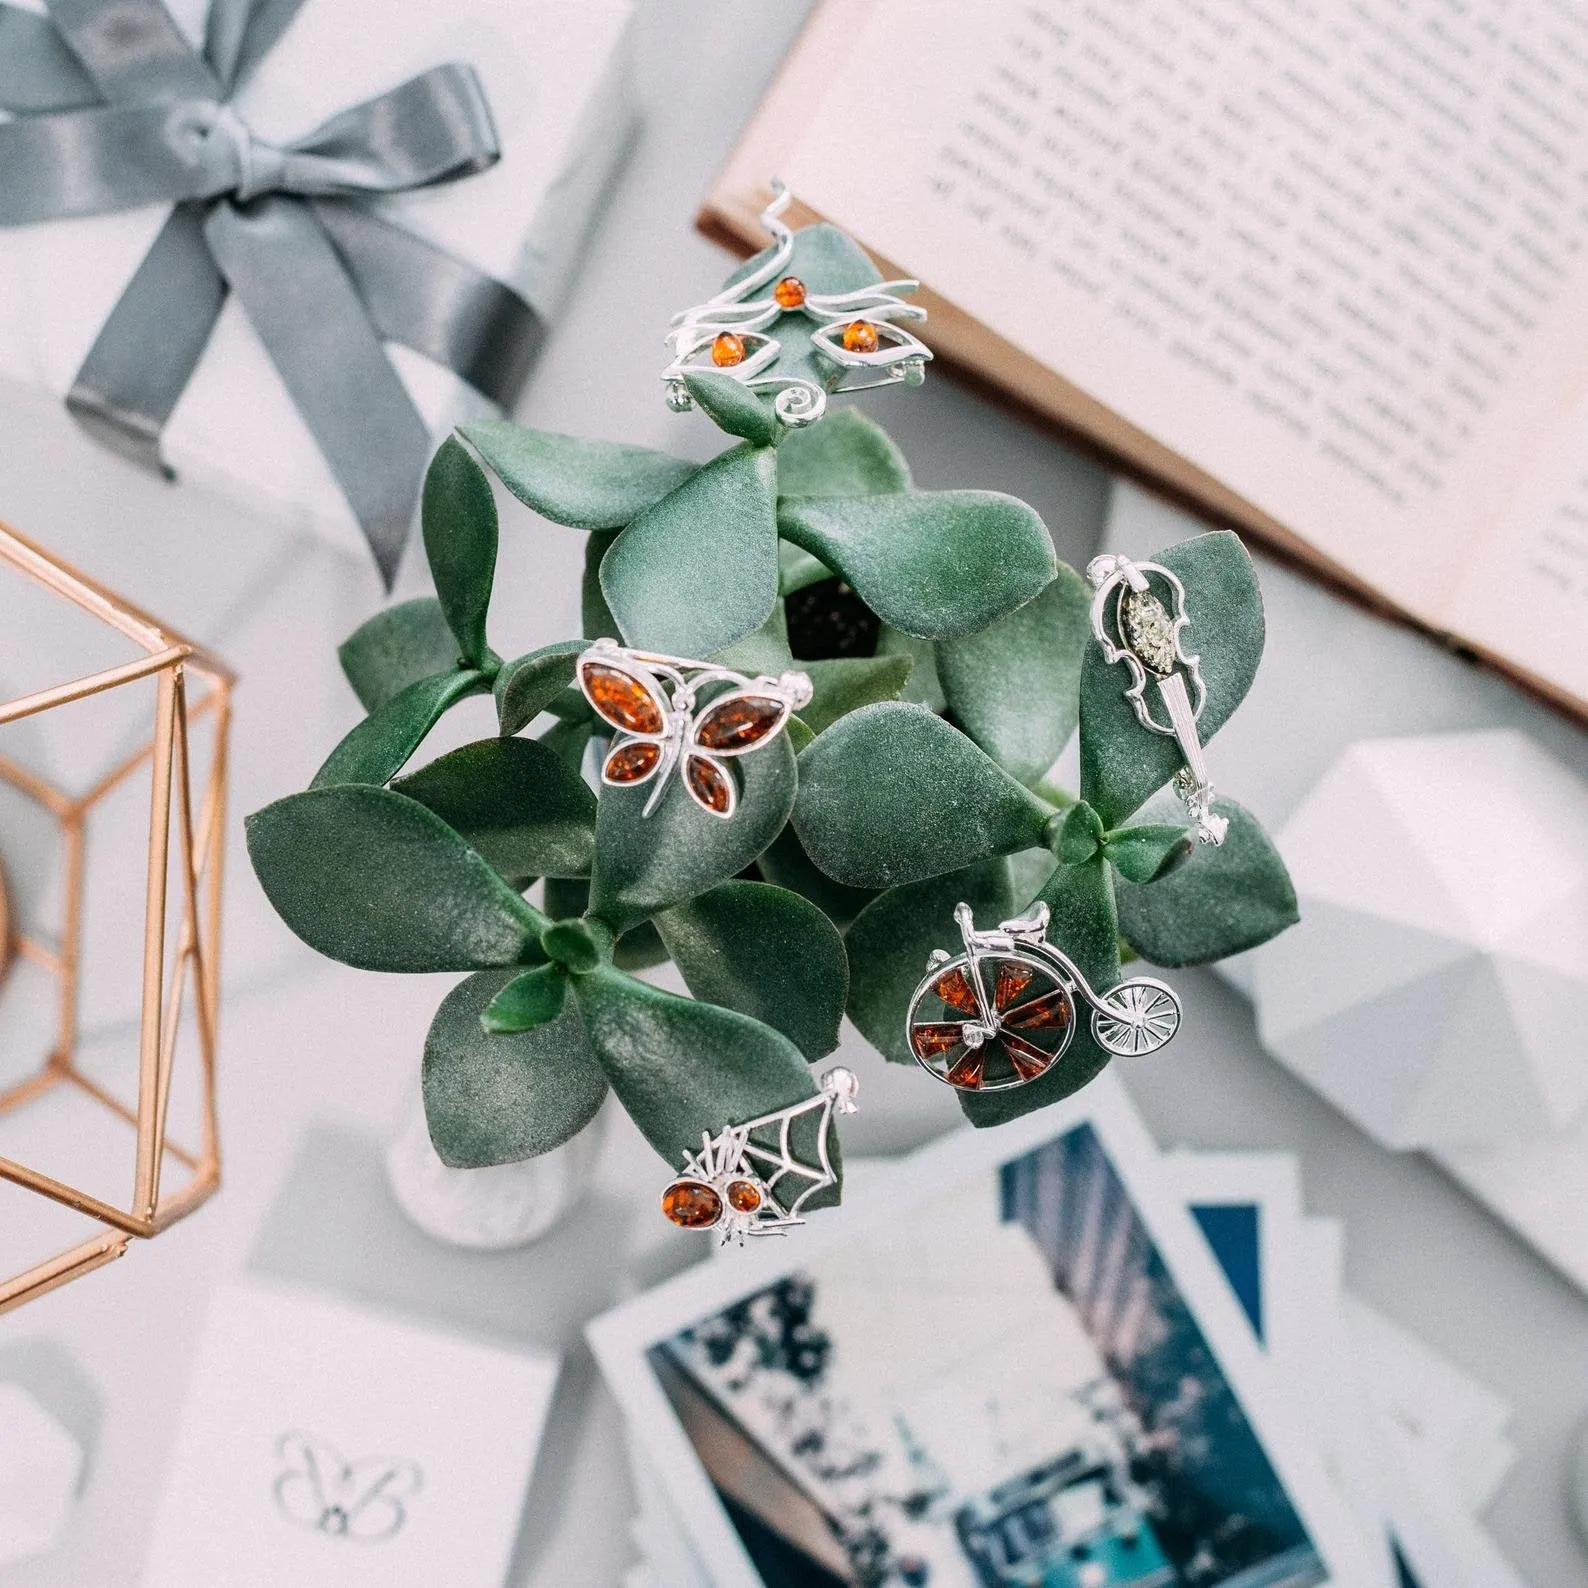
[704, 0, 1588, 718]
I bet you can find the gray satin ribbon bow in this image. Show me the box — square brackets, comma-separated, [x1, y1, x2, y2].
[0, 0, 544, 585]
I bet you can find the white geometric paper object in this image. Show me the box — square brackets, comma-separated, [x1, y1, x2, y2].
[0, 1383, 83, 1566]
[1249, 730, 1588, 1150]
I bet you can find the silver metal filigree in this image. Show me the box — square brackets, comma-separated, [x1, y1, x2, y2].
[662, 1067, 858, 1244]
[1086, 554, 1228, 845]
[662, 181, 932, 426]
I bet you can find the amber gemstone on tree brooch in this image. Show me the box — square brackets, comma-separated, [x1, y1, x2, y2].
[711, 331, 747, 367]
[842, 319, 880, 354]
[773, 275, 807, 308]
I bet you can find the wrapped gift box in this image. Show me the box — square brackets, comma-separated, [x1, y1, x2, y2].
[0, 0, 636, 572]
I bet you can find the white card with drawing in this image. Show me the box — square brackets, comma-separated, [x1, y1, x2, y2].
[141, 1281, 558, 1587]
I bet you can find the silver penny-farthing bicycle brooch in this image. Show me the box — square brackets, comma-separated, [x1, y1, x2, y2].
[906, 903, 1182, 1093]
[1087, 553, 1228, 846]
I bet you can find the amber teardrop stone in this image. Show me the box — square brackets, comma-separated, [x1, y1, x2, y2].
[695, 694, 783, 751]
[841, 319, 880, 354]
[945, 1049, 986, 1089]
[994, 962, 1035, 1010]
[1000, 1031, 1055, 1081]
[932, 966, 980, 1015]
[1004, 988, 1073, 1032]
[583, 663, 665, 734]
[773, 275, 807, 309]
[662, 1179, 723, 1228]
[711, 332, 746, 367]
[911, 1022, 966, 1059]
[605, 741, 661, 784]
[686, 754, 734, 815]
[726, 1179, 763, 1213]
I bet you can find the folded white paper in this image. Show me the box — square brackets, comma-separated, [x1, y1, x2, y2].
[140, 1280, 560, 1588]
[0, 0, 636, 564]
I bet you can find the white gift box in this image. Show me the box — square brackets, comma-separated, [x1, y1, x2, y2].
[0, 0, 636, 568]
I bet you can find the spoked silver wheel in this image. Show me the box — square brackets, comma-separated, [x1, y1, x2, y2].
[1090, 978, 1181, 1056]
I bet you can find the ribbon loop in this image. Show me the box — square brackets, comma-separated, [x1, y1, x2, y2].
[0, 0, 541, 586]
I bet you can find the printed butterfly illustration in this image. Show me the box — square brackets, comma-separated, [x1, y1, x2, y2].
[576, 638, 811, 820]
[273, 1431, 422, 1543]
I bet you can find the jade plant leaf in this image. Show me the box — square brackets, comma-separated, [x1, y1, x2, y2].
[538, 715, 593, 776]
[845, 859, 1014, 1064]
[422, 436, 497, 668]
[602, 444, 780, 658]
[656, 881, 849, 1061]
[1057, 800, 1104, 865]
[801, 655, 913, 736]
[393, 737, 596, 882]
[481, 962, 567, 1033]
[1115, 798, 1297, 966]
[714, 604, 795, 678]
[1102, 822, 1193, 884]
[754, 825, 879, 930]
[1080, 531, 1265, 827]
[495, 640, 586, 736]
[461, 421, 697, 529]
[877, 625, 945, 711]
[937, 562, 1091, 785]
[587, 735, 797, 934]
[246, 786, 546, 972]
[582, 529, 621, 642]
[423, 967, 605, 1167]
[775, 408, 911, 497]
[960, 855, 1120, 1128]
[571, 966, 820, 1184]
[338, 597, 458, 713]
[778, 541, 832, 596]
[793, 703, 1051, 889]
[683, 370, 779, 446]
[309, 669, 487, 789]
[778, 491, 1056, 640]
[543, 878, 669, 970]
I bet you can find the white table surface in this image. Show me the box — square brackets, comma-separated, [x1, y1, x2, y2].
[2, 3, 1587, 1584]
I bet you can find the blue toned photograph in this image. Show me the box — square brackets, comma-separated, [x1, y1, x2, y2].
[647, 1125, 1324, 1588]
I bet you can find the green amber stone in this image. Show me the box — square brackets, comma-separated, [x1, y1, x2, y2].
[1122, 589, 1178, 675]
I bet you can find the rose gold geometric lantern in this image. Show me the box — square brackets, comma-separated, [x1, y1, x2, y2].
[0, 519, 233, 1314]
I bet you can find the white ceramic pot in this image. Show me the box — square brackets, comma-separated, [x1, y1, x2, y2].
[383, 1091, 604, 1251]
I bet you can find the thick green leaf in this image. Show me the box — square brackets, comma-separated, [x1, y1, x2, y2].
[714, 604, 795, 678]
[542, 878, 668, 969]
[877, 625, 945, 711]
[775, 408, 911, 497]
[779, 491, 1056, 640]
[602, 445, 780, 658]
[310, 669, 486, 789]
[793, 703, 1051, 889]
[960, 855, 1120, 1128]
[246, 787, 545, 972]
[1080, 531, 1265, 827]
[481, 963, 568, 1033]
[802, 655, 913, 735]
[393, 737, 596, 882]
[1057, 801, 1104, 865]
[582, 530, 621, 641]
[422, 437, 497, 667]
[424, 968, 604, 1166]
[495, 640, 585, 736]
[656, 881, 848, 1060]
[1116, 798, 1297, 966]
[573, 968, 837, 1208]
[845, 859, 1014, 1064]
[755, 824, 878, 929]
[1103, 823, 1193, 884]
[588, 734, 797, 934]
[786, 715, 814, 754]
[937, 564, 1091, 784]
[540, 917, 614, 973]
[338, 598, 459, 713]
[778, 540, 833, 596]
[461, 421, 697, 529]
[538, 715, 593, 776]
[683, 370, 779, 446]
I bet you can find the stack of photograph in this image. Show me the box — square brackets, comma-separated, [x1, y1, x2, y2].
[590, 1077, 1524, 1588]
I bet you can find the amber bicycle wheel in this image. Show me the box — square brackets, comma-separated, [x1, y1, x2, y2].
[906, 950, 1076, 1093]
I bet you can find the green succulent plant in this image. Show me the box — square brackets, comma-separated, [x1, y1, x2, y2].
[246, 218, 1297, 1218]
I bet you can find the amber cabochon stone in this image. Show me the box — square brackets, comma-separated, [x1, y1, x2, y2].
[583, 662, 665, 735]
[662, 1180, 722, 1228]
[711, 332, 746, 367]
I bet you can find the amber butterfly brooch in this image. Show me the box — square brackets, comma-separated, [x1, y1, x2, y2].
[906, 903, 1182, 1093]
[576, 638, 811, 820]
